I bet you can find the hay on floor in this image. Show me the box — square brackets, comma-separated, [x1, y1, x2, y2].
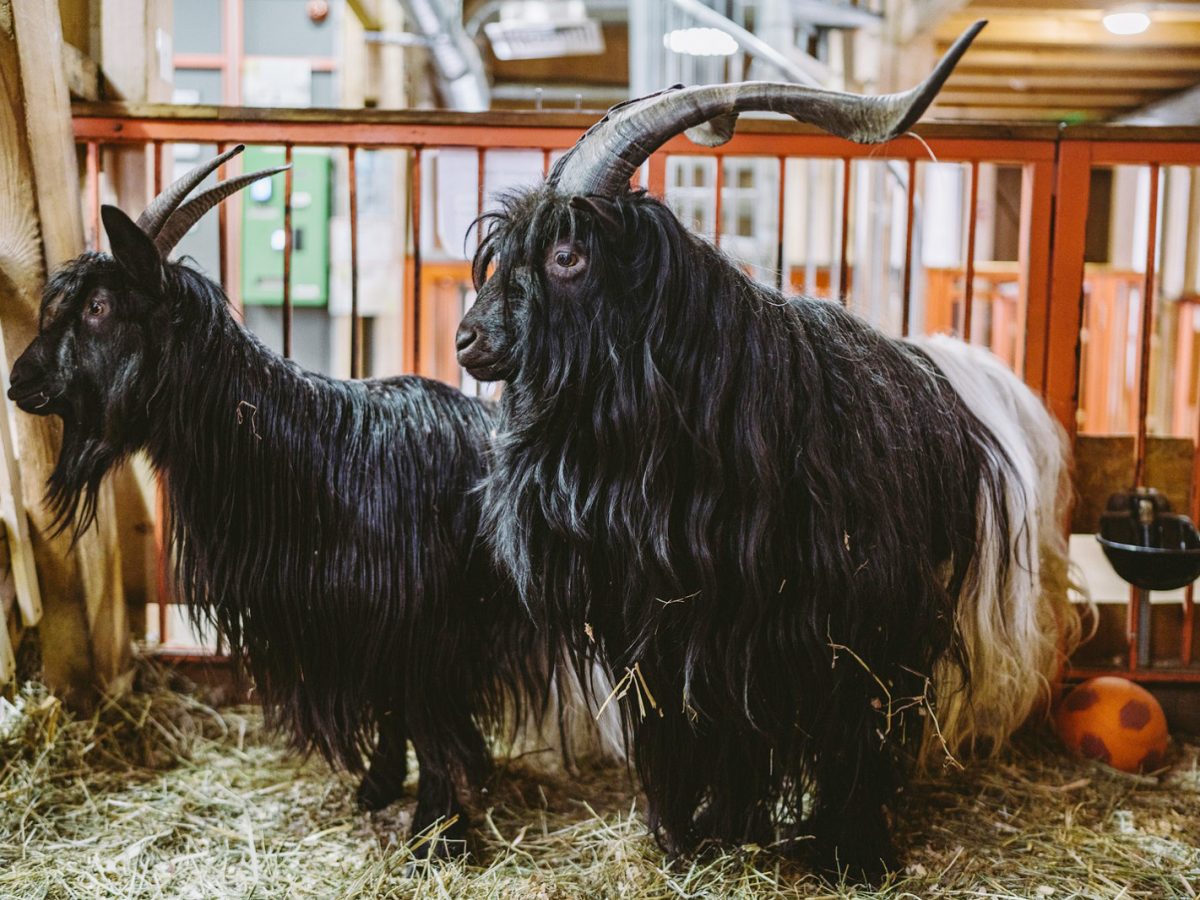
[0, 663, 1197, 899]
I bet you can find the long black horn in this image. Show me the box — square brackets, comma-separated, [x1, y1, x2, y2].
[137, 144, 246, 239]
[550, 21, 985, 199]
[155, 166, 289, 256]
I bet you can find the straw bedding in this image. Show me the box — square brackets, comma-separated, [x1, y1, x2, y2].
[1, 661, 1197, 899]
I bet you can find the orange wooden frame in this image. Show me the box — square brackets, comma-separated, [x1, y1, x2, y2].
[73, 106, 1200, 680]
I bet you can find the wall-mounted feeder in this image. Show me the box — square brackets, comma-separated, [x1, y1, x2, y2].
[1097, 487, 1200, 666]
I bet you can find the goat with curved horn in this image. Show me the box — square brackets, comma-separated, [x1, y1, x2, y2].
[458, 18, 1082, 882]
[9, 148, 621, 860]
[550, 20, 986, 198]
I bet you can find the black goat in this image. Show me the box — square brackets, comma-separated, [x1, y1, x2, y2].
[8, 148, 547, 853]
[457, 22, 1079, 878]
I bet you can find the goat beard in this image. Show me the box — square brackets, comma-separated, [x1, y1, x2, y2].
[44, 413, 127, 540]
[43, 381, 146, 542]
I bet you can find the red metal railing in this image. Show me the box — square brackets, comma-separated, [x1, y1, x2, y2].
[70, 104, 1200, 683]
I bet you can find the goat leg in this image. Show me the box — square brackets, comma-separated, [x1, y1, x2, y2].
[803, 692, 900, 884]
[356, 714, 409, 811]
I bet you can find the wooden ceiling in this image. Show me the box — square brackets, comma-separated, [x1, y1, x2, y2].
[472, 0, 1200, 121]
[931, 1, 1200, 121]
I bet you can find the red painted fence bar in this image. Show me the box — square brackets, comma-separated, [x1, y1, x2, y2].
[70, 105, 1200, 682]
[962, 160, 980, 341]
[282, 143, 294, 359]
[901, 158, 917, 338]
[348, 145, 361, 378]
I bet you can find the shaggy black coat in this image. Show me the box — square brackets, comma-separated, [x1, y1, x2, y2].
[9, 223, 544, 850]
[460, 187, 1014, 875]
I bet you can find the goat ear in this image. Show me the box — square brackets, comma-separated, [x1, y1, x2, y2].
[569, 195, 624, 236]
[101, 204, 163, 288]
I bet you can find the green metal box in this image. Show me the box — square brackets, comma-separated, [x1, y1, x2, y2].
[241, 146, 331, 306]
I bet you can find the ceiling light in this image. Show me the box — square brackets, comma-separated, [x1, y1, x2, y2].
[1103, 9, 1151, 35]
[662, 27, 738, 57]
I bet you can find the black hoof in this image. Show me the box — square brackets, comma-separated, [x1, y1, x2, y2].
[814, 842, 897, 887]
[356, 773, 406, 811]
[806, 804, 897, 887]
[408, 811, 469, 865]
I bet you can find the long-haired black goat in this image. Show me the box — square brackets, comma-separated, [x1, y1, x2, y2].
[456, 22, 1081, 877]
[7, 148, 549, 853]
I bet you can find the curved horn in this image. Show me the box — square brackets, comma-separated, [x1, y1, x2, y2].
[155, 166, 289, 256]
[550, 20, 985, 199]
[137, 144, 246, 239]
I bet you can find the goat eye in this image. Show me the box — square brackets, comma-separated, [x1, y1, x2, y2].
[554, 250, 578, 268]
[85, 298, 109, 322]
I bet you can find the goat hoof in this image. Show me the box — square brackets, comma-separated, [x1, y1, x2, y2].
[407, 813, 469, 866]
[814, 842, 897, 887]
[355, 775, 405, 812]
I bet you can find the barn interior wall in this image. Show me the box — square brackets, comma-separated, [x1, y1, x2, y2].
[1, 0, 130, 702]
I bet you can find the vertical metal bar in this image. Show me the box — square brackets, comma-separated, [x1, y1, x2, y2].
[963, 160, 980, 342]
[155, 478, 169, 646]
[775, 155, 786, 292]
[152, 140, 164, 197]
[647, 153, 667, 197]
[216, 141, 231, 300]
[542, 148, 551, 177]
[1020, 160, 1055, 393]
[1131, 584, 1152, 671]
[1044, 141, 1092, 437]
[87, 141, 100, 251]
[1134, 163, 1161, 490]
[901, 158, 917, 338]
[713, 156, 725, 248]
[804, 160, 818, 296]
[151, 140, 169, 647]
[1128, 163, 1161, 673]
[412, 147, 424, 375]
[838, 157, 852, 303]
[348, 145, 361, 378]
[282, 143, 294, 359]
[1183, 329, 1200, 668]
[477, 147, 486, 217]
[1184, 584, 1195, 667]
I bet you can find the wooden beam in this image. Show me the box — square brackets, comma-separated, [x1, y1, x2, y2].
[963, 0, 1106, 9]
[940, 14, 1200, 47]
[938, 90, 1162, 108]
[13, 0, 83, 266]
[0, 599, 15, 688]
[952, 47, 1200, 71]
[967, 1, 1200, 15]
[0, 320, 42, 632]
[345, 0, 382, 33]
[2, 0, 130, 706]
[947, 72, 1197, 91]
[61, 41, 100, 102]
[930, 105, 1121, 121]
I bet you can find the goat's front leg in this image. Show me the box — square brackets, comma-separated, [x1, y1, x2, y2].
[405, 700, 492, 861]
[803, 690, 900, 884]
[356, 713, 409, 811]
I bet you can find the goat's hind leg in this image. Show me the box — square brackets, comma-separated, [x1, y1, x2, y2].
[691, 728, 774, 848]
[356, 713, 409, 811]
[803, 705, 900, 884]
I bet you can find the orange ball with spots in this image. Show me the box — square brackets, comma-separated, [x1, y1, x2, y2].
[1055, 676, 1169, 773]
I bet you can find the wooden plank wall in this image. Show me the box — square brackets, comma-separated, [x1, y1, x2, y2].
[0, 0, 129, 703]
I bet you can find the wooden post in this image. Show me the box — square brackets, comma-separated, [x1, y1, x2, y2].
[0, 0, 129, 704]
[95, 0, 166, 630]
